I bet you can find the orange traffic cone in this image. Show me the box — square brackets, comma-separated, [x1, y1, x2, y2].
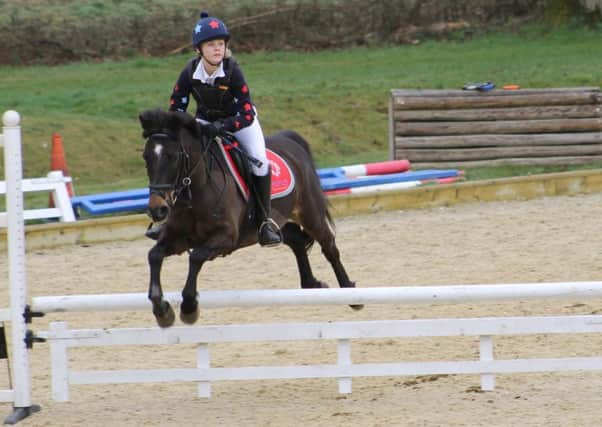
[48, 133, 75, 207]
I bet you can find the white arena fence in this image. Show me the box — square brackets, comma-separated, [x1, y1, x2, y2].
[29, 284, 602, 401]
[0, 114, 75, 226]
[38, 310, 602, 402]
[0, 171, 75, 226]
[3, 110, 602, 420]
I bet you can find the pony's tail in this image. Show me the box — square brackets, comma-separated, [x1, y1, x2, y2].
[280, 130, 336, 229]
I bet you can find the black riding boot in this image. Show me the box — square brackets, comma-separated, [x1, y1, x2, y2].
[253, 173, 282, 247]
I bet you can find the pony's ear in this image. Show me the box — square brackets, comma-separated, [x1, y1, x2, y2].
[139, 109, 157, 129]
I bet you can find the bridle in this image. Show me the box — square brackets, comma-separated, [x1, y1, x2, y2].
[146, 131, 207, 208]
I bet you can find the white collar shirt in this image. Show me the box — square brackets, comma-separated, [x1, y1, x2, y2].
[192, 60, 226, 85]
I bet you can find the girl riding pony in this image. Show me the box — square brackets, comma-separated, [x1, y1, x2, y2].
[146, 11, 281, 247]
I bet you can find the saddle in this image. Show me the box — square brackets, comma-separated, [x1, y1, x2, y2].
[216, 134, 295, 202]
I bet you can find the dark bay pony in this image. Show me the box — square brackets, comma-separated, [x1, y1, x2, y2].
[139, 109, 359, 327]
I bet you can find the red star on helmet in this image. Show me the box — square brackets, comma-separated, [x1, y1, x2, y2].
[245, 114, 252, 121]
[234, 120, 241, 129]
[243, 103, 252, 112]
[241, 85, 249, 94]
[209, 20, 220, 29]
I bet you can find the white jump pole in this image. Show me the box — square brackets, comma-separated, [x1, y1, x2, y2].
[3, 111, 40, 424]
[31, 281, 602, 314]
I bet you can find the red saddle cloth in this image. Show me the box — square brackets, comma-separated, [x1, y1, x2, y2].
[217, 142, 295, 201]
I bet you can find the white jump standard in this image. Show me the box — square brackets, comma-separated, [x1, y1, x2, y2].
[1, 111, 41, 424]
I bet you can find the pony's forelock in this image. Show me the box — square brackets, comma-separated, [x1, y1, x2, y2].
[139, 109, 200, 139]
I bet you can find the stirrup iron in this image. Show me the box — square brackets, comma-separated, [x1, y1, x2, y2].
[258, 218, 282, 247]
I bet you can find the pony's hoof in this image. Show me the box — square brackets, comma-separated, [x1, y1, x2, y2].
[180, 307, 200, 324]
[349, 304, 364, 311]
[180, 298, 199, 324]
[154, 302, 175, 328]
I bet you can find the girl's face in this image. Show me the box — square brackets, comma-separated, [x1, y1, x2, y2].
[201, 39, 226, 65]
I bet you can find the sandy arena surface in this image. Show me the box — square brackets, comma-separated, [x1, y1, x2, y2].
[1, 193, 602, 426]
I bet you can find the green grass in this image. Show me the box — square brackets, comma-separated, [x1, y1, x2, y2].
[1, 26, 602, 197]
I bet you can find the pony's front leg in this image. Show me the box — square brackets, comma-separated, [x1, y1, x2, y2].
[148, 243, 175, 328]
[180, 247, 211, 324]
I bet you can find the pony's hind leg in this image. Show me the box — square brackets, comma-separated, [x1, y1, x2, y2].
[308, 218, 363, 311]
[282, 223, 327, 289]
[148, 244, 176, 328]
[319, 234, 356, 288]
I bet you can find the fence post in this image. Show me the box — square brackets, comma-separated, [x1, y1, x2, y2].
[479, 335, 495, 391]
[47, 171, 76, 222]
[337, 339, 352, 394]
[197, 343, 211, 398]
[49, 322, 69, 402]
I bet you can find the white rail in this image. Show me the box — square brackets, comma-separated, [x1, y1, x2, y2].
[32, 281, 602, 313]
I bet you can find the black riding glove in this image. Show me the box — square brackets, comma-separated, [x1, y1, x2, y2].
[202, 121, 224, 140]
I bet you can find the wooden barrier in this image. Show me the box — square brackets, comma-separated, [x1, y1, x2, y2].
[388, 87, 602, 168]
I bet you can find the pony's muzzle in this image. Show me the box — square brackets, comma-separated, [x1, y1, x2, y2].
[148, 192, 171, 222]
[148, 205, 169, 222]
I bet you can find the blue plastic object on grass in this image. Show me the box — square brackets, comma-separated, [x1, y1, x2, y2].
[463, 82, 495, 91]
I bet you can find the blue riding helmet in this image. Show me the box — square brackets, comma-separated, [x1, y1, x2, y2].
[191, 12, 230, 48]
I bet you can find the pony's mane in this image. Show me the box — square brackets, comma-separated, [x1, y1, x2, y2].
[139, 108, 200, 139]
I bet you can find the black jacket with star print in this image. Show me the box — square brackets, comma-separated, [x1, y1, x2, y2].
[168, 57, 256, 133]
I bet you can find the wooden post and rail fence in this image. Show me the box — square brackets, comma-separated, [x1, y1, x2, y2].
[388, 87, 602, 168]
